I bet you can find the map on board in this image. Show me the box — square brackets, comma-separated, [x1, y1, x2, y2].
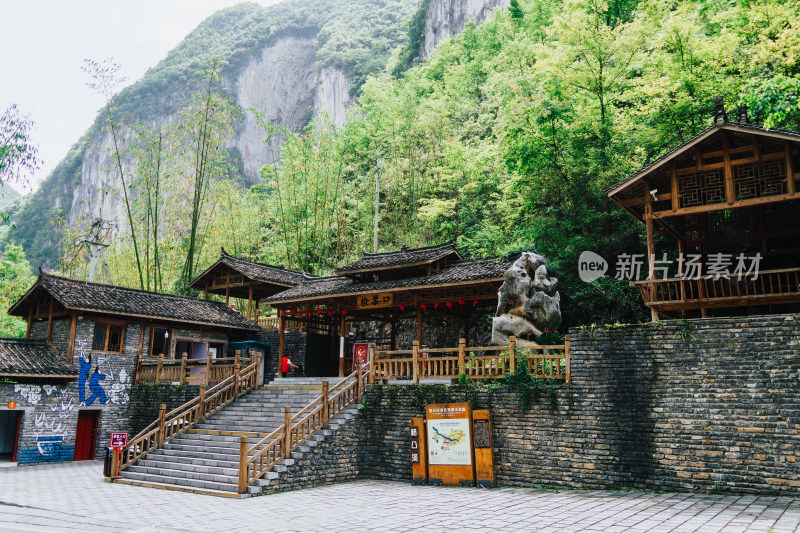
[427, 418, 471, 465]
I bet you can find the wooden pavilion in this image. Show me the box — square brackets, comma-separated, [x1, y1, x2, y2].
[262, 241, 510, 376]
[189, 249, 311, 322]
[607, 99, 800, 319]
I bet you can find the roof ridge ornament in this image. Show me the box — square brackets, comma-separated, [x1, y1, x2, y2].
[713, 95, 728, 125]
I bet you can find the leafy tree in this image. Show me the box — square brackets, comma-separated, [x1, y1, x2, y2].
[509, 0, 524, 20]
[0, 243, 35, 338]
[0, 104, 39, 200]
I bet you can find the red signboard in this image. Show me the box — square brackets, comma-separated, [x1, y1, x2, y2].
[110, 432, 128, 448]
[353, 343, 369, 371]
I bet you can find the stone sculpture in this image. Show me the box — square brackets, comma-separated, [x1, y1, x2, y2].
[492, 252, 561, 346]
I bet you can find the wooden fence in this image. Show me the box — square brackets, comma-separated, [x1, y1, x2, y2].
[239, 366, 368, 493]
[256, 314, 332, 334]
[370, 336, 570, 384]
[135, 351, 254, 386]
[119, 354, 261, 471]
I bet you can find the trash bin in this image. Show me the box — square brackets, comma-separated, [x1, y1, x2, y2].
[103, 447, 114, 477]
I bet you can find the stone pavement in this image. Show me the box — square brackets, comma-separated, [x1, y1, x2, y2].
[1, 461, 799, 532]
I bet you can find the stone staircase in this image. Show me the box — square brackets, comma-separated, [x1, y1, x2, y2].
[118, 377, 360, 497]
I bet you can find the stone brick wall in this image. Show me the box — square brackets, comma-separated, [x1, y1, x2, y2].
[348, 314, 800, 496]
[127, 384, 201, 436]
[3, 318, 139, 465]
[259, 331, 334, 379]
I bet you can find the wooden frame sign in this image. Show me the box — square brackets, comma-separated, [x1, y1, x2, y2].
[410, 418, 428, 485]
[425, 403, 475, 487]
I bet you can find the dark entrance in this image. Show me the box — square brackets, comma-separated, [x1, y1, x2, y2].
[73, 410, 99, 461]
[0, 411, 22, 462]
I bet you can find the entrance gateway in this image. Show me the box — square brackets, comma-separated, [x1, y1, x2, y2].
[74, 410, 99, 461]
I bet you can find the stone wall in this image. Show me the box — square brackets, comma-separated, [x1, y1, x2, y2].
[127, 384, 201, 436]
[259, 331, 335, 379]
[349, 314, 800, 495]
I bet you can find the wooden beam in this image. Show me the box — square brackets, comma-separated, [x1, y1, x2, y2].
[617, 192, 672, 208]
[67, 313, 77, 365]
[670, 163, 679, 211]
[45, 298, 54, 344]
[653, 191, 800, 219]
[722, 131, 735, 204]
[786, 141, 796, 195]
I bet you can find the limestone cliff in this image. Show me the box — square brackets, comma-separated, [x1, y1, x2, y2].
[420, 0, 510, 60]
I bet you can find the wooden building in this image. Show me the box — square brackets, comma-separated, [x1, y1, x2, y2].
[2, 271, 259, 464]
[262, 241, 510, 376]
[189, 249, 311, 322]
[607, 100, 800, 319]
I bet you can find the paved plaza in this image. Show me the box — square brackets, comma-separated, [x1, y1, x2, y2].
[0, 461, 799, 532]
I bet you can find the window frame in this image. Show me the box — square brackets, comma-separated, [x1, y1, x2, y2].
[149, 327, 172, 358]
[92, 322, 125, 353]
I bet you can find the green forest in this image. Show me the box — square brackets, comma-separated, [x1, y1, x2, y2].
[1, 0, 799, 337]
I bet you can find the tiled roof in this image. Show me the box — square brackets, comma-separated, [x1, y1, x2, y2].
[265, 258, 509, 304]
[335, 240, 462, 274]
[9, 272, 259, 331]
[0, 338, 77, 379]
[605, 121, 800, 198]
[189, 250, 310, 289]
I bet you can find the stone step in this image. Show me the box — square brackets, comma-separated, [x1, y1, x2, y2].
[143, 452, 239, 469]
[126, 463, 238, 485]
[133, 458, 240, 477]
[121, 470, 239, 493]
[113, 478, 247, 499]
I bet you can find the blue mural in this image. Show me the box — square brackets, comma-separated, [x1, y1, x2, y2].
[78, 352, 108, 406]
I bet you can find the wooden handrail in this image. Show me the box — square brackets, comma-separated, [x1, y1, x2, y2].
[243, 366, 367, 493]
[120, 354, 261, 471]
[631, 266, 800, 285]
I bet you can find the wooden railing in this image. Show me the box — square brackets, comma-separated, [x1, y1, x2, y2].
[256, 314, 332, 334]
[632, 267, 800, 311]
[239, 366, 368, 493]
[135, 351, 254, 386]
[120, 354, 261, 471]
[370, 336, 570, 384]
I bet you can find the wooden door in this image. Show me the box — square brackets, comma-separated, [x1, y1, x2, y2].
[73, 410, 99, 461]
[0, 411, 22, 462]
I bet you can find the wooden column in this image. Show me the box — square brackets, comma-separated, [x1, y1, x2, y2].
[45, 298, 54, 344]
[463, 312, 470, 344]
[179, 353, 188, 385]
[237, 436, 249, 494]
[225, 286, 230, 307]
[203, 284, 208, 299]
[67, 313, 77, 365]
[722, 131, 735, 204]
[786, 141, 796, 195]
[412, 340, 420, 385]
[247, 284, 254, 321]
[278, 312, 285, 378]
[25, 306, 33, 339]
[644, 187, 658, 321]
[670, 163, 679, 211]
[677, 239, 687, 305]
[338, 313, 346, 377]
[390, 320, 397, 351]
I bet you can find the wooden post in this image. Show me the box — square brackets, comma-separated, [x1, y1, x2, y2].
[509, 335, 516, 375]
[205, 352, 212, 386]
[368, 345, 375, 384]
[787, 141, 796, 195]
[355, 363, 362, 402]
[564, 335, 571, 383]
[234, 350, 242, 397]
[390, 320, 397, 350]
[722, 131, 735, 204]
[412, 340, 420, 385]
[237, 436, 249, 494]
[67, 313, 77, 365]
[278, 313, 285, 378]
[283, 406, 292, 458]
[247, 284, 254, 321]
[644, 187, 659, 322]
[179, 353, 187, 385]
[670, 163, 679, 211]
[463, 313, 470, 344]
[198, 386, 206, 420]
[157, 404, 167, 446]
[25, 306, 32, 339]
[338, 312, 346, 378]
[45, 298, 54, 344]
[458, 338, 466, 377]
[156, 354, 163, 384]
[321, 380, 329, 428]
[255, 352, 263, 386]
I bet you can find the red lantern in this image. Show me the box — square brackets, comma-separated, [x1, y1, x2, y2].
[342, 309, 348, 315]
[446, 301, 453, 308]
[434, 302, 439, 309]
[399, 304, 406, 311]
[327, 310, 334, 316]
[316, 307, 322, 314]
[290, 308, 296, 315]
[459, 300, 465, 306]
[473, 299, 479, 306]
[420, 304, 427, 310]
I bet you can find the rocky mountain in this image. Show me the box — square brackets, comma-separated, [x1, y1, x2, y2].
[6, 0, 509, 270]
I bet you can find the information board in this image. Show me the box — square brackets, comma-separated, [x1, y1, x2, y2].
[425, 403, 474, 486]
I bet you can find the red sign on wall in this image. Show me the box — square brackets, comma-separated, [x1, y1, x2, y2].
[353, 343, 369, 371]
[110, 432, 128, 448]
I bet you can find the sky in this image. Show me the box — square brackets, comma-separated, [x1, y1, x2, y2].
[0, 0, 284, 195]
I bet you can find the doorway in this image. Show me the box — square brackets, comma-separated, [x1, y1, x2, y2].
[0, 411, 22, 462]
[73, 410, 99, 461]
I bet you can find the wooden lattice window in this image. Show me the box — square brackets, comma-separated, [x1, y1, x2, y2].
[92, 323, 124, 353]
